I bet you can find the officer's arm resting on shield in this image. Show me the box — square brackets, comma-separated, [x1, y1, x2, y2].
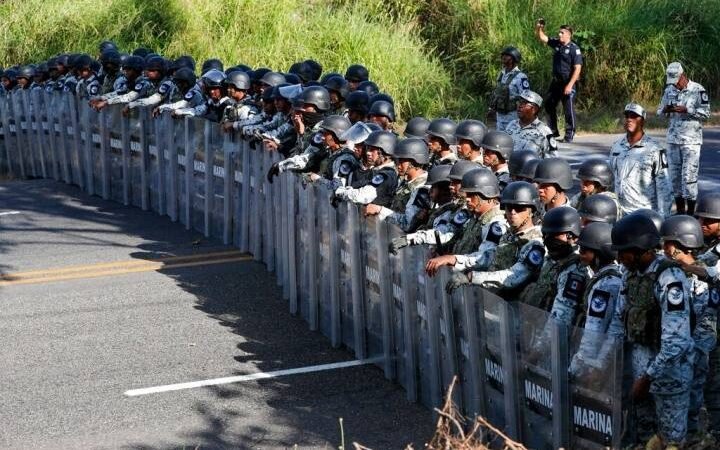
[334, 184, 378, 205]
[106, 90, 140, 105]
[128, 93, 164, 110]
[468, 241, 545, 290]
[174, 102, 207, 118]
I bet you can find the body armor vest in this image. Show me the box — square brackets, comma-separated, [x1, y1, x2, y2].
[492, 71, 520, 113]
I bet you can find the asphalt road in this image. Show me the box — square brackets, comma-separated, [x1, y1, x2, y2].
[0, 179, 432, 449]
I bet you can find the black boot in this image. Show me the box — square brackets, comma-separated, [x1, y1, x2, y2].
[675, 197, 686, 215]
[687, 199, 696, 216]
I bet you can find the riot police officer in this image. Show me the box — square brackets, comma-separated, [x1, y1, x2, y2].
[577, 194, 619, 226]
[481, 131, 513, 190]
[455, 120, 487, 164]
[426, 118, 458, 166]
[570, 157, 619, 212]
[534, 157, 574, 210]
[488, 46, 529, 131]
[404, 117, 431, 139]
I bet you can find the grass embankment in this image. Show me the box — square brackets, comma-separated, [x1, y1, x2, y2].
[1, 0, 718, 130]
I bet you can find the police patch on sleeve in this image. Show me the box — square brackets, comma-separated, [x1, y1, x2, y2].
[562, 272, 587, 302]
[452, 210, 469, 226]
[588, 290, 610, 318]
[709, 287, 720, 309]
[660, 150, 668, 168]
[666, 281, 685, 311]
[89, 85, 98, 95]
[184, 92, 194, 100]
[576, 49, 582, 55]
[159, 84, 168, 94]
[312, 132, 324, 145]
[521, 78, 530, 89]
[338, 161, 353, 176]
[486, 221, 504, 244]
[525, 245, 545, 269]
[701, 91, 709, 104]
[134, 83, 143, 91]
[371, 173, 386, 186]
[548, 135, 558, 150]
[413, 189, 431, 209]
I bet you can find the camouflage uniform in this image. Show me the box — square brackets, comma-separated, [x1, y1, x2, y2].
[466, 225, 545, 297]
[622, 257, 694, 445]
[698, 239, 720, 437]
[377, 172, 430, 232]
[401, 203, 466, 249]
[656, 80, 710, 201]
[334, 160, 398, 208]
[316, 147, 360, 191]
[490, 67, 529, 131]
[608, 134, 673, 217]
[505, 117, 558, 158]
[75, 74, 101, 100]
[569, 264, 624, 377]
[156, 87, 204, 115]
[276, 123, 326, 173]
[494, 167, 511, 192]
[452, 207, 508, 272]
[127, 78, 175, 110]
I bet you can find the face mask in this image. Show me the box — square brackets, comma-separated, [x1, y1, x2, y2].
[302, 111, 324, 128]
[545, 236, 574, 260]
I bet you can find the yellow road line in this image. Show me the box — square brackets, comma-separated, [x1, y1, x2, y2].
[0, 252, 252, 286]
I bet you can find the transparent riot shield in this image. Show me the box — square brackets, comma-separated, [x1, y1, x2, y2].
[361, 215, 385, 360]
[316, 182, 335, 339]
[296, 180, 312, 323]
[336, 201, 358, 351]
[17, 90, 38, 177]
[387, 224, 407, 383]
[232, 136, 245, 246]
[161, 113, 178, 219]
[178, 116, 191, 228]
[207, 122, 226, 239]
[516, 302, 564, 450]
[271, 151, 284, 283]
[103, 104, 125, 203]
[125, 107, 146, 209]
[568, 319, 623, 448]
[261, 147, 275, 270]
[65, 94, 83, 188]
[221, 131, 236, 244]
[405, 245, 442, 408]
[435, 269, 461, 408]
[9, 93, 27, 178]
[285, 171, 299, 314]
[477, 289, 521, 439]
[238, 138, 251, 252]
[31, 89, 50, 179]
[145, 109, 163, 214]
[396, 236, 419, 402]
[185, 117, 206, 234]
[452, 286, 484, 418]
[0, 93, 15, 178]
[79, 100, 97, 195]
[251, 143, 263, 260]
[52, 92, 71, 183]
[41, 91, 59, 181]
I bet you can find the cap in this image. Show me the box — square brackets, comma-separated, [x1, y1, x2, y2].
[623, 102, 646, 119]
[518, 89, 543, 108]
[666, 62, 684, 84]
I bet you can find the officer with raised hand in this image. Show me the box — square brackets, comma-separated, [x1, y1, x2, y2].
[534, 20, 583, 143]
[480, 131, 513, 190]
[488, 46, 529, 131]
[455, 120, 487, 164]
[220, 70, 258, 132]
[505, 90, 558, 157]
[267, 115, 350, 181]
[570, 157, 619, 211]
[288, 86, 331, 156]
[404, 117, 431, 139]
[365, 138, 429, 231]
[612, 214, 693, 448]
[254, 84, 297, 153]
[657, 62, 710, 215]
[425, 167, 508, 276]
[333, 130, 398, 207]
[446, 181, 545, 296]
[569, 222, 624, 381]
[522, 207, 590, 326]
[426, 118, 458, 166]
[534, 157, 574, 210]
[660, 215, 717, 446]
[577, 194, 619, 226]
[609, 103, 672, 217]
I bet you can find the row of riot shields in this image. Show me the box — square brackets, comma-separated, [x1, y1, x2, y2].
[0, 92, 624, 449]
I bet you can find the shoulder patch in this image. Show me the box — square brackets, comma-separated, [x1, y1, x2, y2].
[709, 286, 720, 309]
[413, 189, 432, 209]
[89, 85, 98, 95]
[666, 281, 685, 311]
[371, 173, 386, 186]
[158, 84, 168, 94]
[660, 149, 668, 168]
[576, 49, 581, 55]
[338, 161, 353, 176]
[134, 82, 143, 91]
[701, 91, 709, 104]
[588, 290, 610, 318]
[521, 78, 530, 89]
[312, 132, 324, 145]
[563, 272, 587, 301]
[525, 245, 545, 268]
[184, 91, 193, 100]
[453, 210, 470, 225]
[486, 221, 504, 244]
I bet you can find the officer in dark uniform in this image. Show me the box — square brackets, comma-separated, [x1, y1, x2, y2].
[534, 20, 583, 142]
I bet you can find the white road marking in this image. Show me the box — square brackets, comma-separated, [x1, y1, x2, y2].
[124, 358, 381, 397]
[0, 211, 21, 216]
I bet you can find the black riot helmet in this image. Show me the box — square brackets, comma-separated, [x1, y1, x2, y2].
[578, 194, 618, 224]
[542, 206, 582, 237]
[300, 85, 331, 111]
[461, 168, 501, 198]
[344, 91, 370, 114]
[355, 80, 379, 97]
[319, 115, 352, 141]
[323, 75, 349, 100]
[144, 56, 166, 72]
[174, 55, 196, 71]
[661, 215, 704, 249]
[448, 160, 482, 181]
[428, 165, 452, 186]
[202, 69, 226, 88]
[578, 222, 616, 261]
[100, 49, 121, 66]
[628, 209, 663, 233]
[455, 120, 487, 148]
[345, 64, 369, 82]
[370, 92, 394, 106]
[260, 71, 286, 88]
[132, 47, 152, 58]
[534, 158, 574, 190]
[227, 64, 252, 73]
[364, 130, 397, 156]
[99, 40, 117, 53]
[509, 150, 539, 177]
[427, 118, 458, 145]
[284, 73, 301, 85]
[320, 72, 343, 85]
[393, 138, 429, 165]
[404, 117, 431, 139]
[173, 67, 197, 88]
[17, 65, 36, 80]
[224, 70, 251, 90]
[481, 131, 514, 161]
[695, 192, 720, 220]
[501, 46, 522, 64]
[368, 100, 395, 122]
[202, 58, 224, 74]
[302, 59, 323, 81]
[251, 67, 271, 82]
[501, 181, 539, 210]
[123, 55, 145, 72]
[612, 213, 660, 251]
[517, 158, 541, 181]
[577, 158, 614, 189]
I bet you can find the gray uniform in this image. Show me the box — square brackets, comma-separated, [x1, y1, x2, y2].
[156, 88, 205, 115]
[696, 241, 720, 436]
[609, 134, 673, 217]
[493, 67, 529, 131]
[334, 160, 397, 205]
[505, 117, 558, 158]
[402, 203, 466, 247]
[656, 81, 710, 201]
[75, 75, 101, 100]
[451, 209, 509, 272]
[377, 173, 429, 232]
